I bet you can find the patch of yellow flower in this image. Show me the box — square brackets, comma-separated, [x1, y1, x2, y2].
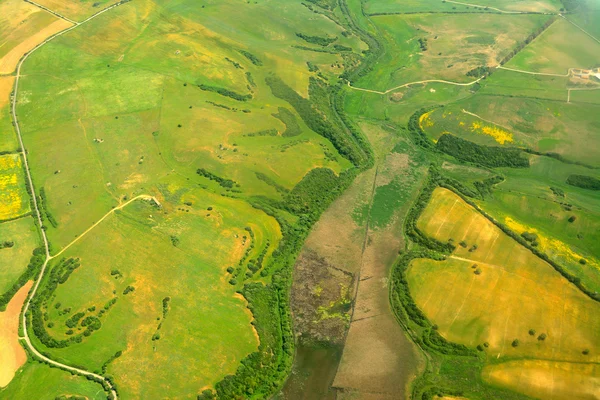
[505, 217, 599, 272]
[459, 121, 465, 127]
[419, 111, 435, 130]
[470, 121, 513, 144]
[0, 155, 27, 220]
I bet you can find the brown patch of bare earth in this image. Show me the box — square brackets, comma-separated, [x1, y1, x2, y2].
[0, 281, 33, 388]
[0, 76, 15, 110]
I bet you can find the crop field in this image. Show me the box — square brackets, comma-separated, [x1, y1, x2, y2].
[407, 187, 600, 399]
[0, 76, 18, 152]
[506, 18, 600, 74]
[0, 154, 30, 221]
[0, 282, 31, 388]
[31, 0, 114, 21]
[0, 0, 72, 74]
[357, 13, 550, 91]
[363, 0, 562, 14]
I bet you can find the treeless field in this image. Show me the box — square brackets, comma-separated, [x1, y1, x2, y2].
[483, 359, 600, 400]
[408, 188, 600, 398]
[0, 0, 72, 74]
[0, 155, 30, 221]
[0, 281, 32, 388]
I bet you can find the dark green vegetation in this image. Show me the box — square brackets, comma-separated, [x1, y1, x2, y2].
[436, 134, 530, 168]
[566, 174, 600, 190]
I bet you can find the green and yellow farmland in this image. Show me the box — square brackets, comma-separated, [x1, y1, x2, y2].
[0, 154, 30, 221]
[407, 187, 600, 399]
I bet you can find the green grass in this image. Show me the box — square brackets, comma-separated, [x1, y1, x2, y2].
[354, 13, 549, 92]
[0, 217, 39, 295]
[0, 361, 105, 400]
[364, 0, 561, 14]
[506, 18, 600, 74]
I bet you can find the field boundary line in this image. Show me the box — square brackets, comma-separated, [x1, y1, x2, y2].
[51, 195, 159, 259]
[11, 2, 132, 399]
[347, 77, 482, 95]
[497, 65, 571, 77]
[23, 0, 79, 25]
[559, 14, 600, 45]
[443, 0, 527, 14]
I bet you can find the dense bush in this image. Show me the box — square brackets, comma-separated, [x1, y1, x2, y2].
[239, 50, 262, 66]
[196, 168, 237, 188]
[436, 134, 529, 168]
[265, 76, 366, 166]
[295, 32, 337, 46]
[197, 84, 251, 102]
[0, 246, 44, 310]
[466, 66, 491, 77]
[566, 174, 600, 190]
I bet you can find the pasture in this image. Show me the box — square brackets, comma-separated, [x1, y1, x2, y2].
[358, 13, 549, 91]
[363, 0, 561, 14]
[506, 18, 600, 74]
[0, 217, 38, 295]
[0, 361, 104, 399]
[408, 187, 600, 399]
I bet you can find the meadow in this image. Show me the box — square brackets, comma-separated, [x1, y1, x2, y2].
[354, 13, 550, 91]
[363, 0, 562, 14]
[408, 187, 600, 399]
[8, 0, 368, 397]
[0, 155, 30, 221]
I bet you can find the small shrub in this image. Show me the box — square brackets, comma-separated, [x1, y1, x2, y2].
[568, 215, 577, 223]
[511, 339, 519, 347]
[459, 240, 467, 248]
[528, 329, 536, 336]
[538, 333, 547, 341]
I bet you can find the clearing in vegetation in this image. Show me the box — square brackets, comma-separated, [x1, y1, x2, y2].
[407, 187, 600, 399]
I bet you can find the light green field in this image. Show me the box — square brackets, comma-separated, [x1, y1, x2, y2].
[408, 187, 600, 399]
[0, 361, 105, 399]
[0, 217, 38, 295]
[356, 13, 550, 91]
[506, 18, 600, 74]
[363, 0, 561, 14]
[30, 0, 114, 21]
[28, 184, 280, 398]
[12, 0, 360, 396]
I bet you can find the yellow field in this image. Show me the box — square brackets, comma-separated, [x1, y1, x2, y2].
[483, 359, 600, 400]
[408, 188, 600, 398]
[0, 0, 72, 74]
[0, 155, 30, 220]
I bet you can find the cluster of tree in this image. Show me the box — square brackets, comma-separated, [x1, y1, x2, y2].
[466, 66, 491, 77]
[473, 175, 504, 198]
[296, 32, 337, 47]
[196, 168, 237, 188]
[265, 76, 365, 166]
[122, 285, 135, 295]
[0, 247, 44, 310]
[333, 44, 352, 52]
[407, 107, 437, 150]
[418, 37, 428, 51]
[0, 240, 15, 249]
[566, 174, 600, 190]
[499, 18, 556, 66]
[245, 72, 256, 88]
[255, 172, 289, 195]
[244, 128, 278, 137]
[65, 312, 85, 328]
[39, 187, 58, 228]
[197, 84, 252, 102]
[550, 186, 565, 197]
[238, 50, 262, 66]
[436, 134, 530, 168]
[272, 107, 301, 137]
[524, 148, 599, 170]
[306, 61, 319, 72]
[162, 296, 171, 319]
[101, 350, 123, 374]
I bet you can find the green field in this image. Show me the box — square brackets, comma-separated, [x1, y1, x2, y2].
[0, 362, 105, 399]
[363, 0, 562, 14]
[0, 218, 38, 296]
